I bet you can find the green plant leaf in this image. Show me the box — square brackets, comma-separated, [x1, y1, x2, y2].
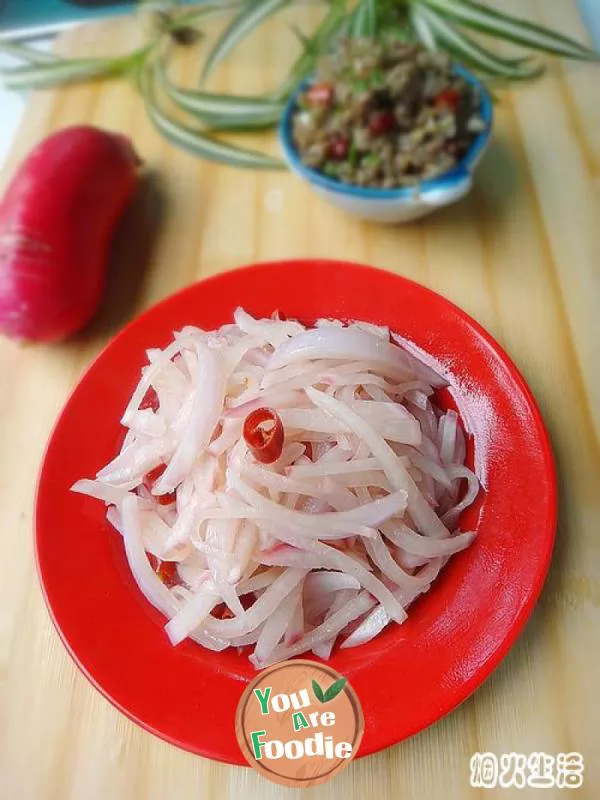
[274, 0, 347, 100]
[0, 42, 57, 65]
[157, 58, 283, 127]
[166, 1, 244, 31]
[140, 63, 285, 170]
[200, 0, 291, 85]
[0, 40, 152, 91]
[197, 112, 281, 131]
[312, 679, 326, 703]
[352, 0, 377, 38]
[0, 55, 134, 90]
[416, 5, 545, 79]
[410, 4, 438, 50]
[138, 0, 177, 8]
[323, 677, 347, 702]
[317, 0, 348, 46]
[290, 23, 312, 50]
[420, 0, 599, 61]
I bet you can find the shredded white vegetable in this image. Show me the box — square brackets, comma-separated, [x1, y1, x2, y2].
[73, 310, 479, 667]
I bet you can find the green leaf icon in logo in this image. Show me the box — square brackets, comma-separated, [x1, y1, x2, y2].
[312, 679, 325, 703]
[323, 677, 347, 702]
[312, 677, 347, 703]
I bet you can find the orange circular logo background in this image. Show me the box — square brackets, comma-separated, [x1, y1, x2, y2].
[236, 660, 364, 788]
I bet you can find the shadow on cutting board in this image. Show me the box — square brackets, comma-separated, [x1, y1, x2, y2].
[82, 168, 166, 340]
[421, 135, 522, 233]
[477, 135, 524, 208]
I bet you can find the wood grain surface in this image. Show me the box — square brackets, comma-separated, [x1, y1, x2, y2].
[0, 2, 599, 798]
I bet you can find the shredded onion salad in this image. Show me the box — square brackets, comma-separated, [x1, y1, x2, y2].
[73, 309, 480, 668]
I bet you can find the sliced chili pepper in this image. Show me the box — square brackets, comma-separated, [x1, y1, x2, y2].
[213, 603, 235, 620]
[435, 88, 462, 110]
[305, 82, 334, 107]
[154, 492, 177, 506]
[213, 593, 254, 620]
[302, 441, 313, 461]
[243, 407, 284, 464]
[147, 554, 179, 587]
[368, 110, 396, 137]
[147, 553, 159, 571]
[143, 463, 176, 506]
[157, 560, 179, 587]
[327, 134, 350, 160]
[145, 463, 166, 484]
[139, 385, 159, 411]
[155, 492, 176, 507]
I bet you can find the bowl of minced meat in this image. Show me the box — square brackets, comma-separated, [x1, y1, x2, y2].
[279, 39, 493, 224]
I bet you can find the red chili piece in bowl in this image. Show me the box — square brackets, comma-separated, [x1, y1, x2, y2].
[328, 135, 350, 160]
[435, 88, 462, 110]
[368, 110, 396, 136]
[306, 83, 334, 107]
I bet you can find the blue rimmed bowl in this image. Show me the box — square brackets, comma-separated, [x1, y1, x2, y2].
[279, 66, 493, 224]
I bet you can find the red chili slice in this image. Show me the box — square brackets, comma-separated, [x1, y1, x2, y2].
[243, 407, 284, 464]
[145, 463, 166, 484]
[157, 561, 178, 587]
[147, 554, 179, 587]
[368, 110, 396, 136]
[139, 385, 159, 411]
[155, 492, 176, 507]
[327, 134, 350, 160]
[213, 603, 235, 620]
[143, 463, 176, 506]
[306, 82, 334, 107]
[435, 88, 462, 110]
[213, 593, 254, 620]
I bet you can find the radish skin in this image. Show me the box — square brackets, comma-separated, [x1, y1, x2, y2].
[0, 125, 139, 342]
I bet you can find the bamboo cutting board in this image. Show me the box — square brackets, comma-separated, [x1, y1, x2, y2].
[0, 2, 599, 799]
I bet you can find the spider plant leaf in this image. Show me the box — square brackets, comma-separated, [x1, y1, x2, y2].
[417, 5, 545, 79]
[157, 57, 283, 122]
[421, 0, 599, 61]
[201, 112, 281, 131]
[274, 0, 347, 99]
[140, 64, 285, 170]
[0, 42, 57, 65]
[166, 1, 244, 30]
[200, 0, 291, 85]
[0, 55, 133, 90]
[410, 4, 438, 50]
[290, 23, 312, 50]
[352, 0, 377, 38]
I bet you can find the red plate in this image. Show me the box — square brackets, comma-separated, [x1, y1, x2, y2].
[35, 260, 556, 763]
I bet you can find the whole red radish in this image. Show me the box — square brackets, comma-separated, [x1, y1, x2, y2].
[0, 125, 140, 342]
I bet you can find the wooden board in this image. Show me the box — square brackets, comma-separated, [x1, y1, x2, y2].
[0, 2, 599, 798]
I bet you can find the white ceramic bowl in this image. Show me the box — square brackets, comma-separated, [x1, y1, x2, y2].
[279, 66, 493, 224]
